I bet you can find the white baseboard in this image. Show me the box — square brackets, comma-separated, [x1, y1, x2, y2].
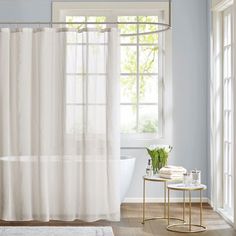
[216, 208, 234, 226]
[207, 198, 214, 207]
[122, 197, 209, 203]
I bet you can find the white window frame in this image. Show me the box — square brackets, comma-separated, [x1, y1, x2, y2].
[234, 2, 236, 229]
[52, 2, 173, 148]
[211, 0, 235, 225]
[222, 5, 233, 216]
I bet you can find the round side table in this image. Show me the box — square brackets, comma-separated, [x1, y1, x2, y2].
[142, 175, 183, 224]
[167, 184, 207, 233]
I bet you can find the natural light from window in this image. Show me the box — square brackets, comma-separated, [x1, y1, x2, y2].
[66, 15, 162, 135]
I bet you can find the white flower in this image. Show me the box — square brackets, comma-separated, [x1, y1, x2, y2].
[148, 144, 158, 151]
[148, 144, 172, 153]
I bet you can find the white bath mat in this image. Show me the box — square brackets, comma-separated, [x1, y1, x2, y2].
[0, 227, 114, 236]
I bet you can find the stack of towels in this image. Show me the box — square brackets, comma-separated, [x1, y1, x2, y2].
[159, 165, 187, 179]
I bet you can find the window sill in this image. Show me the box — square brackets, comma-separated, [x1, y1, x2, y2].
[120, 133, 170, 149]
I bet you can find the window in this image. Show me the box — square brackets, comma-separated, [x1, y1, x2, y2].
[119, 16, 161, 134]
[211, 0, 235, 223]
[53, 2, 172, 144]
[222, 6, 234, 217]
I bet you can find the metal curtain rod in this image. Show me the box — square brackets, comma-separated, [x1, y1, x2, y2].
[0, 22, 171, 36]
[0, 1, 172, 36]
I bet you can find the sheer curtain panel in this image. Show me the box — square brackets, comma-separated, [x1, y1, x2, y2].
[0, 28, 120, 221]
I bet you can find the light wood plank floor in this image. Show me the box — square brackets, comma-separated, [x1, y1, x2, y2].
[0, 203, 235, 236]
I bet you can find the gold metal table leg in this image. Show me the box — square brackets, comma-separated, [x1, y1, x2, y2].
[200, 189, 202, 225]
[142, 179, 145, 224]
[164, 182, 167, 218]
[183, 190, 185, 221]
[168, 188, 170, 225]
[141, 179, 184, 224]
[189, 190, 191, 232]
[166, 188, 206, 233]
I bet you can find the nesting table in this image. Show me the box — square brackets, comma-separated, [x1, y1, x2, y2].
[142, 176, 207, 233]
[142, 175, 183, 224]
[167, 183, 207, 233]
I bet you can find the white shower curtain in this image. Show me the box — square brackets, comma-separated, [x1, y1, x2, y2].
[0, 27, 120, 221]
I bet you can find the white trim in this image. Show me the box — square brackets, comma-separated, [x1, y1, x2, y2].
[233, 0, 236, 230]
[211, 0, 235, 227]
[52, 2, 169, 24]
[222, 6, 234, 215]
[52, 2, 169, 22]
[211, 3, 224, 211]
[122, 197, 209, 203]
[217, 208, 234, 226]
[207, 198, 214, 207]
[216, 209, 235, 230]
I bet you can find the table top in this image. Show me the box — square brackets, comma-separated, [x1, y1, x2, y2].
[167, 183, 207, 191]
[143, 175, 183, 182]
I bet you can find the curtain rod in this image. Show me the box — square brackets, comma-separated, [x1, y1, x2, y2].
[0, 21, 171, 36]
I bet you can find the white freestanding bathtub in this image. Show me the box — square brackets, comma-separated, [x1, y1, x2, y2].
[0, 155, 136, 205]
[120, 156, 136, 203]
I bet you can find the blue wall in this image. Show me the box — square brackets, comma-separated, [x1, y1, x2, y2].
[0, 0, 210, 200]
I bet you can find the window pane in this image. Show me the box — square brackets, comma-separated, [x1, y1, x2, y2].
[224, 173, 228, 204]
[228, 144, 232, 174]
[67, 76, 83, 104]
[229, 176, 232, 207]
[139, 46, 158, 73]
[66, 45, 83, 73]
[138, 16, 159, 44]
[120, 76, 137, 103]
[87, 105, 106, 134]
[121, 46, 137, 73]
[138, 105, 158, 133]
[66, 31, 78, 44]
[224, 80, 228, 109]
[224, 14, 228, 46]
[227, 14, 231, 44]
[87, 16, 106, 29]
[228, 47, 231, 77]
[228, 112, 232, 142]
[121, 105, 137, 133]
[224, 48, 228, 78]
[118, 16, 137, 44]
[88, 30, 108, 44]
[88, 75, 106, 104]
[228, 79, 232, 109]
[66, 16, 86, 31]
[224, 112, 228, 141]
[66, 105, 83, 134]
[139, 76, 158, 103]
[88, 45, 106, 73]
[224, 143, 228, 172]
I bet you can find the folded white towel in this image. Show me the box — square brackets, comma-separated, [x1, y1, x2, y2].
[161, 165, 186, 171]
[159, 166, 187, 175]
[159, 173, 184, 179]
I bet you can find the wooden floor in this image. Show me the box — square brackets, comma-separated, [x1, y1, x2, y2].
[0, 203, 235, 236]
